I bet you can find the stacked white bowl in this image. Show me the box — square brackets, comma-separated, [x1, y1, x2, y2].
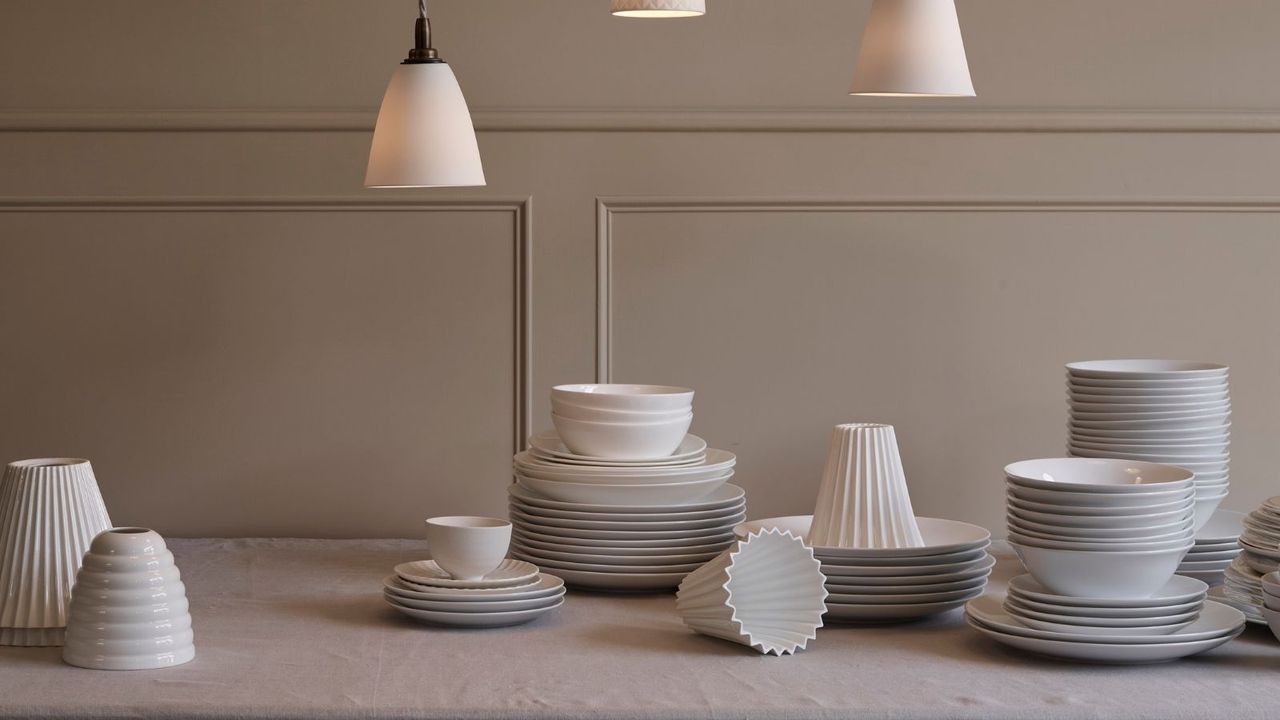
[1178, 509, 1243, 584]
[967, 457, 1246, 663]
[510, 385, 744, 591]
[1065, 360, 1231, 531]
[1260, 571, 1280, 642]
[735, 516, 993, 622]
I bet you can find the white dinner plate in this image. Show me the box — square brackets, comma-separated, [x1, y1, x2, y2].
[509, 541, 719, 566]
[511, 525, 734, 549]
[541, 566, 689, 591]
[824, 591, 983, 622]
[826, 585, 985, 605]
[386, 596, 564, 628]
[508, 482, 745, 514]
[1003, 597, 1200, 628]
[511, 548, 704, 574]
[1067, 425, 1231, 441]
[1065, 361, 1229, 380]
[820, 554, 996, 578]
[822, 564, 994, 587]
[511, 512, 743, 541]
[966, 618, 1240, 664]
[1006, 593, 1201, 619]
[514, 449, 736, 481]
[395, 559, 539, 589]
[733, 516, 990, 558]
[511, 532, 731, 557]
[1176, 559, 1237, 572]
[508, 485, 744, 521]
[823, 574, 988, 594]
[528, 431, 707, 464]
[383, 589, 564, 613]
[1195, 509, 1245, 541]
[514, 474, 732, 506]
[966, 595, 1241, 644]
[382, 573, 564, 602]
[1207, 586, 1267, 624]
[508, 506, 744, 532]
[1181, 550, 1242, 564]
[1007, 573, 1207, 608]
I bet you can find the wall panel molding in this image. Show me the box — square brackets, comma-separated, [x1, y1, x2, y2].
[0, 195, 533, 453]
[595, 196, 1280, 380]
[8, 108, 1280, 133]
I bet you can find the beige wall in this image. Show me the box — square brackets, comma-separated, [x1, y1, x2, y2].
[0, 1, 1277, 538]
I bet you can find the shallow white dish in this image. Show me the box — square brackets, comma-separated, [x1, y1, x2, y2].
[386, 596, 564, 628]
[511, 513, 742, 541]
[820, 554, 996, 578]
[383, 589, 564, 613]
[509, 542, 720, 566]
[968, 595, 1239, 644]
[515, 474, 731, 506]
[1007, 530, 1193, 553]
[1007, 520, 1193, 544]
[822, 562, 994, 586]
[508, 485, 742, 521]
[966, 618, 1240, 664]
[515, 448, 735, 480]
[509, 506, 744, 533]
[1007, 573, 1207, 608]
[1008, 594, 1201, 620]
[823, 575, 988, 594]
[512, 549, 704, 574]
[1068, 425, 1231, 441]
[1007, 484, 1192, 508]
[511, 530, 732, 556]
[1008, 503, 1193, 529]
[511, 526, 734, 549]
[1003, 597, 1199, 628]
[510, 482, 744, 514]
[1207, 586, 1266, 624]
[529, 431, 706, 466]
[825, 590, 983, 621]
[1004, 458, 1194, 493]
[732, 516, 990, 558]
[383, 573, 563, 601]
[1067, 387, 1231, 402]
[1066, 360, 1228, 380]
[540, 566, 691, 591]
[395, 559, 539, 589]
[1010, 541, 1190, 598]
[1006, 493, 1193, 517]
[827, 586, 982, 604]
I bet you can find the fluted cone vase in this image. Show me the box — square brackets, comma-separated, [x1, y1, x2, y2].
[0, 459, 112, 646]
[807, 423, 924, 549]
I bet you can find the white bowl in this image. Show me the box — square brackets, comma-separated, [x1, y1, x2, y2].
[1007, 484, 1192, 508]
[551, 412, 693, 460]
[1008, 516, 1193, 542]
[551, 398, 692, 423]
[1069, 415, 1231, 432]
[1263, 607, 1280, 643]
[1065, 440, 1229, 459]
[551, 384, 694, 413]
[1005, 458, 1194, 494]
[514, 474, 730, 506]
[1009, 573, 1208, 608]
[1066, 360, 1229, 380]
[1010, 541, 1191, 598]
[1006, 492, 1193, 517]
[1069, 425, 1231, 441]
[1008, 528, 1194, 552]
[1007, 501, 1193, 529]
[1067, 388, 1231, 403]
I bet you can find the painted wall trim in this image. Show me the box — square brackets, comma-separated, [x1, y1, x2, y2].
[0, 195, 534, 454]
[595, 195, 1280, 380]
[8, 108, 1280, 133]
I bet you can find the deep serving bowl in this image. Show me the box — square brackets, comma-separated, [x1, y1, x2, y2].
[1005, 458, 1194, 494]
[551, 412, 693, 460]
[1065, 360, 1229, 380]
[551, 384, 694, 412]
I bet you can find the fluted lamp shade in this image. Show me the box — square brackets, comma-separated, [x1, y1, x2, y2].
[611, 0, 705, 18]
[365, 63, 486, 188]
[850, 0, 975, 97]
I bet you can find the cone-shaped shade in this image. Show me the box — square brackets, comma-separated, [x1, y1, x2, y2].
[0, 459, 112, 646]
[807, 424, 925, 549]
[365, 63, 486, 188]
[611, 0, 705, 18]
[849, 0, 975, 97]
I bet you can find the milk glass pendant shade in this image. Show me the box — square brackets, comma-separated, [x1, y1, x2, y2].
[611, 0, 706, 18]
[365, 3, 485, 188]
[850, 0, 975, 97]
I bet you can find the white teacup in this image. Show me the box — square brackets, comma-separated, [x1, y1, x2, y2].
[425, 516, 512, 581]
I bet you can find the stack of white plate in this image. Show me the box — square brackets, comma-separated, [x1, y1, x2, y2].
[735, 515, 993, 622]
[1065, 360, 1230, 531]
[1178, 509, 1243, 584]
[1005, 458, 1196, 599]
[1215, 556, 1269, 625]
[966, 576, 1245, 664]
[1260, 572, 1280, 642]
[383, 559, 565, 628]
[508, 482, 745, 591]
[1239, 497, 1280, 576]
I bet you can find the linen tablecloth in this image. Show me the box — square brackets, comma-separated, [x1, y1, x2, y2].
[0, 538, 1276, 720]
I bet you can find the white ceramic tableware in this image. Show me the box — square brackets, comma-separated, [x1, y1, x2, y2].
[508, 493, 744, 523]
[509, 542, 720, 566]
[1066, 382, 1228, 396]
[515, 474, 731, 506]
[551, 384, 694, 413]
[1007, 573, 1208, 608]
[676, 529, 827, 655]
[807, 423, 924, 549]
[1003, 597, 1199, 628]
[528, 431, 707, 466]
[1067, 388, 1231, 403]
[1065, 360, 1229, 380]
[1010, 541, 1190, 598]
[1008, 595, 1202, 620]
[825, 591, 984, 621]
[512, 526, 734, 549]
[1007, 521, 1193, 544]
[382, 573, 563, 602]
[514, 551, 704, 575]
[386, 596, 564, 628]
[1008, 502, 1193, 529]
[550, 413, 693, 460]
[509, 481, 742, 514]
[384, 590, 564, 614]
[1004, 458, 1194, 493]
[396, 558, 537, 589]
[735, 516, 989, 559]
[511, 515, 742, 542]
[423, 516, 512, 581]
[823, 575, 988, 594]
[1008, 529, 1193, 553]
[514, 449, 736, 482]
[1068, 425, 1230, 441]
[508, 507, 744, 533]
[512, 530, 733, 555]
[1006, 493, 1193, 517]
[1007, 484, 1192, 508]
[62, 528, 194, 671]
[968, 595, 1239, 644]
[0, 458, 113, 647]
[551, 399, 690, 423]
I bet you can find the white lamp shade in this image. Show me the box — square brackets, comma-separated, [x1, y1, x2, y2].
[365, 63, 485, 188]
[849, 0, 975, 97]
[611, 0, 705, 18]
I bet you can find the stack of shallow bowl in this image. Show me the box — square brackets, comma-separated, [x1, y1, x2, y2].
[1178, 509, 1243, 584]
[734, 516, 993, 622]
[509, 385, 744, 591]
[968, 457, 1245, 663]
[1065, 360, 1231, 531]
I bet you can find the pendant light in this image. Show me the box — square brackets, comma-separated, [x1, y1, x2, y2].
[849, 0, 975, 97]
[365, 0, 485, 188]
[610, 0, 706, 19]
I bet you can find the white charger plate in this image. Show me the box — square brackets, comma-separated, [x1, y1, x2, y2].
[382, 573, 563, 602]
[733, 516, 991, 558]
[509, 482, 745, 515]
[966, 595, 1240, 645]
[509, 541, 719, 566]
[512, 548, 704, 574]
[528, 431, 707, 464]
[824, 590, 983, 622]
[395, 559, 539, 589]
[1007, 573, 1207, 608]
[386, 596, 564, 628]
[508, 506, 745, 532]
[966, 618, 1240, 664]
[383, 589, 564, 613]
[515, 474, 731, 506]
[511, 512, 743, 541]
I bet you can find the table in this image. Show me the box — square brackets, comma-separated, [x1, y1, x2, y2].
[0, 538, 1276, 720]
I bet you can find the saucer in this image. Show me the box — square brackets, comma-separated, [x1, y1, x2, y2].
[395, 558, 539, 589]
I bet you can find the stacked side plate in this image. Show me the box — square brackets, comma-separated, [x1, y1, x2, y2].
[1239, 497, 1280, 576]
[1065, 360, 1231, 531]
[383, 560, 565, 628]
[1177, 509, 1243, 584]
[508, 483, 745, 591]
[735, 515, 993, 622]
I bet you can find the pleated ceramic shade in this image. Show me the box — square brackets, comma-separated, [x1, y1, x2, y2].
[808, 424, 925, 549]
[611, 0, 706, 18]
[0, 459, 112, 646]
[849, 0, 975, 97]
[365, 63, 486, 188]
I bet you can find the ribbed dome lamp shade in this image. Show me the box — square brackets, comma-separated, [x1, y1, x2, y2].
[611, 0, 706, 18]
[849, 0, 975, 97]
[365, 2, 485, 188]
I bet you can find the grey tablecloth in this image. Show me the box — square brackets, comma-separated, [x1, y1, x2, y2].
[0, 538, 1276, 720]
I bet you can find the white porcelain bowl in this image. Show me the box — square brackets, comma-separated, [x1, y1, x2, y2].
[1008, 529, 1194, 553]
[1261, 571, 1280, 610]
[1005, 458, 1194, 494]
[515, 473, 729, 506]
[1007, 484, 1193, 508]
[551, 384, 694, 413]
[1008, 517, 1193, 542]
[1067, 388, 1231, 403]
[1065, 440, 1229, 459]
[1006, 493, 1193, 517]
[551, 412, 693, 460]
[1010, 541, 1191, 598]
[1007, 502, 1193, 529]
[550, 398, 691, 423]
[1065, 360, 1229, 380]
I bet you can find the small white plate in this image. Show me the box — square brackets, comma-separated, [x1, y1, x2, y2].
[528, 431, 707, 464]
[1011, 614, 1195, 637]
[1007, 592, 1201, 619]
[509, 482, 745, 515]
[824, 591, 982, 622]
[1003, 597, 1200, 628]
[386, 596, 564, 628]
[508, 506, 745, 532]
[395, 559, 539, 589]
[382, 573, 563, 602]
[966, 618, 1240, 664]
[966, 595, 1242, 644]
[383, 589, 564, 613]
[1007, 573, 1207, 609]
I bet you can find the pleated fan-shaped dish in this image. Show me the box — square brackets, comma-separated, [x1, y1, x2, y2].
[0, 458, 112, 646]
[63, 528, 195, 670]
[676, 528, 827, 656]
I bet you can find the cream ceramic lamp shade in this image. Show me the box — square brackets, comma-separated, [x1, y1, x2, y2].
[365, 63, 486, 188]
[611, 0, 706, 18]
[849, 0, 975, 97]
